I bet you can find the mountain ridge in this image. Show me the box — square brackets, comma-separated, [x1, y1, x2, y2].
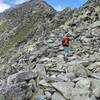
[0, 0, 75, 56]
[0, 0, 100, 100]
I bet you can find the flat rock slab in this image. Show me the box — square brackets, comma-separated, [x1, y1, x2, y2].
[51, 92, 65, 100]
[45, 77, 64, 82]
[16, 71, 38, 82]
[67, 63, 88, 77]
[0, 82, 34, 100]
[92, 21, 100, 28]
[91, 72, 100, 80]
[7, 71, 38, 84]
[51, 82, 75, 99]
[39, 80, 51, 87]
[76, 78, 90, 90]
[88, 62, 100, 70]
[90, 78, 100, 98]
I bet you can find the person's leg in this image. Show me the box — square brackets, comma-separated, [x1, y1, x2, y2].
[64, 46, 69, 57]
[64, 47, 67, 57]
[66, 47, 69, 56]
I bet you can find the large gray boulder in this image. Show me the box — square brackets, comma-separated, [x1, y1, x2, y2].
[90, 78, 100, 98]
[88, 62, 100, 71]
[7, 71, 38, 85]
[51, 92, 65, 100]
[67, 63, 88, 77]
[51, 82, 75, 99]
[71, 78, 94, 100]
[92, 21, 100, 28]
[76, 78, 90, 90]
[0, 82, 35, 100]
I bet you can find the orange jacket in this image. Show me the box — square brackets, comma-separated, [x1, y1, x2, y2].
[62, 36, 70, 47]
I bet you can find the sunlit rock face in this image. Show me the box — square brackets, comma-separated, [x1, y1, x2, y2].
[0, 0, 100, 100]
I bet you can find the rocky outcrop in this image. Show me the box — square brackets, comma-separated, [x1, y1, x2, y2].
[0, 0, 100, 100]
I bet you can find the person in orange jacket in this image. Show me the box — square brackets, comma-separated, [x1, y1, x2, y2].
[62, 33, 70, 59]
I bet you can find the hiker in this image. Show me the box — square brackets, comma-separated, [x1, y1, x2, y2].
[62, 33, 70, 59]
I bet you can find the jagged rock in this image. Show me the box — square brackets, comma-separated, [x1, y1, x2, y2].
[57, 72, 75, 81]
[0, 79, 5, 87]
[0, 64, 7, 79]
[93, 53, 100, 62]
[79, 60, 90, 67]
[7, 73, 17, 85]
[94, 67, 100, 73]
[88, 62, 100, 71]
[7, 71, 38, 85]
[0, 82, 35, 100]
[67, 63, 88, 77]
[45, 76, 64, 82]
[71, 94, 97, 100]
[32, 88, 44, 100]
[93, 87, 100, 98]
[57, 73, 69, 81]
[76, 78, 90, 90]
[49, 33, 55, 38]
[0, 0, 100, 99]
[51, 92, 65, 100]
[59, 46, 64, 51]
[66, 72, 76, 80]
[47, 39, 54, 43]
[39, 80, 51, 87]
[91, 72, 100, 79]
[39, 57, 51, 63]
[44, 63, 55, 69]
[92, 21, 100, 27]
[15, 71, 38, 83]
[33, 64, 46, 79]
[46, 67, 65, 73]
[71, 78, 92, 100]
[34, 95, 46, 100]
[45, 91, 51, 99]
[51, 82, 75, 99]
[90, 78, 100, 98]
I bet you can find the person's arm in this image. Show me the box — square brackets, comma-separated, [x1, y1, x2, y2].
[71, 34, 80, 41]
[69, 38, 74, 49]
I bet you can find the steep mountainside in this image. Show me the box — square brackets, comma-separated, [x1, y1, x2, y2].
[0, 0, 55, 55]
[0, 0, 100, 100]
[0, 0, 75, 56]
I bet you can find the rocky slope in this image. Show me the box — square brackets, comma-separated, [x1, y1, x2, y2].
[0, 0, 100, 100]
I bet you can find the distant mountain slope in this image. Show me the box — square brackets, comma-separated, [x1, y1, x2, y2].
[0, 0, 100, 99]
[0, 0, 75, 56]
[0, 0, 56, 55]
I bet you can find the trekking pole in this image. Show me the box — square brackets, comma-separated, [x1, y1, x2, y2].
[71, 33, 80, 41]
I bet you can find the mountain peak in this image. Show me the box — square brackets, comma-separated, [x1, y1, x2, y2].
[3, 0, 56, 20]
[0, 0, 100, 99]
[82, 0, 100, 8]
[88, 0, 100, 2]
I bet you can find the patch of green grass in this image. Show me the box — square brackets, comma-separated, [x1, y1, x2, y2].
[0, 15, 37, 55]
[0, 19, 14, 34]
[0, 21, 8, 33]
[0, 12, 55, 56]
[8, 12, 16, 19]
[0, 22, 33, 55]
[0, 95, 4, 100]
